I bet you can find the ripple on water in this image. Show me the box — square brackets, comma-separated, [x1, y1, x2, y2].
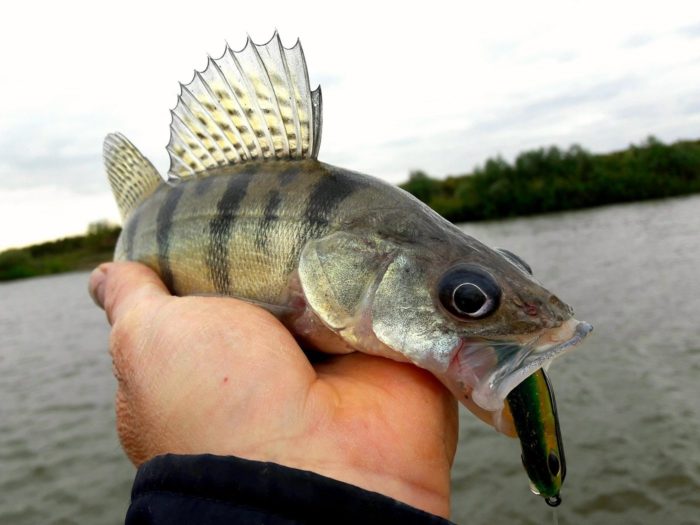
[649, 472, 700, 499]
[573, 488, 663, 516]
[0, 506, 44, 525]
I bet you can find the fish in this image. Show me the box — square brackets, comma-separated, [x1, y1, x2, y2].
[102, 33, 592, 503]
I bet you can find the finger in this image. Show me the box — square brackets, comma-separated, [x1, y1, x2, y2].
[89, 262, 170, 325]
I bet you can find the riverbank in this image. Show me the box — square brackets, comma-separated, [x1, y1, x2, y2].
[0, 224, 120, 282]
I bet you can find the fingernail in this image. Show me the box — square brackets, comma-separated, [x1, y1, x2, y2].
[89, 264, 109, 308]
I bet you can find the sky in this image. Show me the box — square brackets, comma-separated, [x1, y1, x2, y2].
[1, 0, 699, 250]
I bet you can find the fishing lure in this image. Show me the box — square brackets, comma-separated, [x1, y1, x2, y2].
[507, 368, 566, 506]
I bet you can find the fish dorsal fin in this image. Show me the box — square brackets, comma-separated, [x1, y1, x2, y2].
[103, 133, 163, 220]
[167, 33, 323, 179]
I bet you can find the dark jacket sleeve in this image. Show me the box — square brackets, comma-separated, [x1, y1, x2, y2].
[126, 454, 456, 525]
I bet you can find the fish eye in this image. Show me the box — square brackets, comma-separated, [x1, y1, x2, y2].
[438, 264, 501, 319]
[498, 248, 533, 275]
[548, 451, 561, 477]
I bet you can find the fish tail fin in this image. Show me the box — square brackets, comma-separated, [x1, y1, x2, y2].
[103, 133, 163, 220]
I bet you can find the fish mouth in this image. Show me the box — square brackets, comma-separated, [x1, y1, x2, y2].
[447, 319, 593, 413]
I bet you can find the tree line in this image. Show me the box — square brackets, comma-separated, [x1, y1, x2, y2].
[0, 222, 121, 281]
[400, 136, 700, 221]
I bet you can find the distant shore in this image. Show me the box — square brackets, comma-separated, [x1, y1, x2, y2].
[0, 223, 120, 282]
[399, 136, 700, 222]
[2, 136, 699, 283]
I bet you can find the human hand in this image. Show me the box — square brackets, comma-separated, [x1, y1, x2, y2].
[89, 261, 458, 517]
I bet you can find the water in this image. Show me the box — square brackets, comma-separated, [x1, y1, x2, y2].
[1, 195, 699, 524]
[0, 273, 133, 524]
[452, 195, 700, 524]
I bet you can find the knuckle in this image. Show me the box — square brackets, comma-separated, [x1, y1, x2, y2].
[103, 274, 130, 324]
[109, 308, 144, 386]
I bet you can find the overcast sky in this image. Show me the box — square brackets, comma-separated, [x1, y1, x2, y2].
[1, 0, 699, 250]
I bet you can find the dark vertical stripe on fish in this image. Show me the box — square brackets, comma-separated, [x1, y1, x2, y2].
[278, 167, 299, 186]
[304, 172, 360, 232]
[194, 175, 216, 196]
[124, 206, 141, 260]
[156, 185, 185, 292]
[255, 190, 282, 250]
[286, 170, 364, 273]
[206, 169, 257, 294]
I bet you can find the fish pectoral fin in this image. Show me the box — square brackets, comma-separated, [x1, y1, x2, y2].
[166, 32, 322, 180]
[298, 232, 397, 331]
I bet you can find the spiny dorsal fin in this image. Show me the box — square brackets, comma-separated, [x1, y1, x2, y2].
[104, 133, 163, 220]
[167, 33, 323, 179]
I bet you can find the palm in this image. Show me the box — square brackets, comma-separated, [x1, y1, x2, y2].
[97, 262, 458, 516]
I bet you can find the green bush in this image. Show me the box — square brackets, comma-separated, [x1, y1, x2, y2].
[399, 137, 700, 221]
[0, 223, 121, 282]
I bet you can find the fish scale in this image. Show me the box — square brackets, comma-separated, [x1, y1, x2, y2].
[118, 160, 394, 304]
[103, 34, 592, 505]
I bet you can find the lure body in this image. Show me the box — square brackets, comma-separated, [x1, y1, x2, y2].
[507, 369, 566, 505]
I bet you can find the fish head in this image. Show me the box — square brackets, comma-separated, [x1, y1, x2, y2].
[368, 225, 591, 431]
[298, 221, 592, 433]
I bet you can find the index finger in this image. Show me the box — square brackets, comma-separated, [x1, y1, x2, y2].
[89, 262, 171, 325]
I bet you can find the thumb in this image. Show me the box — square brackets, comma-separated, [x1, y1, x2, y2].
[89, 262, 171, 325]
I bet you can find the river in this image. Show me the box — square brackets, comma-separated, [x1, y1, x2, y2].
[1, 195, 699, 524]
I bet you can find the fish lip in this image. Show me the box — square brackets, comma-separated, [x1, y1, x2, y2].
[496, 320, 593, 401]
[467, 320, 593, 411]
[525, 320, 592, 369]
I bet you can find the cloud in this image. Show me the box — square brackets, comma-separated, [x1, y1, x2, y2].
[0, 116, 109, 193]
[488, 76, 640, 127]
[682, 97, 700, 116]
[621, 33, 656, 48]
[677, 22, 700, 38]
[373, 76, 638, 153]
[0, 187, 119, 251]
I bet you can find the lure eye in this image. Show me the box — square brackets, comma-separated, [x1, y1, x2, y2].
[548, 451, 561, 477]
[438, 264, 501, 319]
[498, 248, 533, 275]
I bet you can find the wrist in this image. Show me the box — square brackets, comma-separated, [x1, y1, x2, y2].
[129, 454, 455, 524]
[230, 435, 452, 518]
